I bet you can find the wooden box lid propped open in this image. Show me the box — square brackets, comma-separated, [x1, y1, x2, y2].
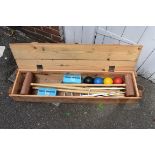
[9, 43, 143, 104]
[10, 43, 142, 71]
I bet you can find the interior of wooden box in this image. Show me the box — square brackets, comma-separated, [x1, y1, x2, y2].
[11, 70, 139, 98]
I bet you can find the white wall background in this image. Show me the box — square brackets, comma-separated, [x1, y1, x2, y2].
[64, 26, 155, 83]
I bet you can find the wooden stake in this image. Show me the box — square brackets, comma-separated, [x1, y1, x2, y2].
[31, 83, 126, 87]
[31, 83, 125, 90]
[125, 73, 135, 97]
[32, 86, 125, 95]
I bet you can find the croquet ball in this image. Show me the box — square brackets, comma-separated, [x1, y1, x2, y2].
[104, 77, 113, 84]
[94, 77, 103, 84]
[83, 76, 94, 84]
[113, 77, 123, 84]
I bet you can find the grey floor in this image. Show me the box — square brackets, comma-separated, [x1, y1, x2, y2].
[0, 27, 155, 129]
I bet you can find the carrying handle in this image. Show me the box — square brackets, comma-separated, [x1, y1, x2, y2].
[36, 64, 43, 72]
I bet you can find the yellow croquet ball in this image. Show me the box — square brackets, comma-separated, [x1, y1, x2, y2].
[104, 77, 113, 84]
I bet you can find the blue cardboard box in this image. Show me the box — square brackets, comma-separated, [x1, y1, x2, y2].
[63, 74, 81, 84]
[37, 87, 57, 96]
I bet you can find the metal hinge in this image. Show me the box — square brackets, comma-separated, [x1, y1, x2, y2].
[37, 64, 43, 72]
[108, 66, 115, 72]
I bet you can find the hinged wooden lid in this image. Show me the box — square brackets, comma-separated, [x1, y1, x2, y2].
[10, 42, 142, 71]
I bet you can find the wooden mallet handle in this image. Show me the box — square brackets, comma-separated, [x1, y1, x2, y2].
[20, 72, 33, 95]
[125, 73, 135, 97]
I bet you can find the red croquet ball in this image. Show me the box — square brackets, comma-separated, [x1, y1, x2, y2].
[113, 77, 123, 84]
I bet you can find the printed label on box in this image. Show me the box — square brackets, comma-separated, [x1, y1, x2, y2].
[63, 74, 81, 84]
[37, 88, 57, 96]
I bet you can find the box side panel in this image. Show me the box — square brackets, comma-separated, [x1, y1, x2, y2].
[10, 95, 141, 104]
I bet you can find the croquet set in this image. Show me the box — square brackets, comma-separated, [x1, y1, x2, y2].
[9, 43, 143, 104]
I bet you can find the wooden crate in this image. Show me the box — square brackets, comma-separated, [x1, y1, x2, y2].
[9, 43, 143, 104]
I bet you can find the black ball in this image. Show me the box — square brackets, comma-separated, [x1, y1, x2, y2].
[83, 76, 94, 84]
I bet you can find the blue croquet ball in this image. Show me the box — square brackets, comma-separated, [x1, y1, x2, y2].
[94, 77, 103, 84]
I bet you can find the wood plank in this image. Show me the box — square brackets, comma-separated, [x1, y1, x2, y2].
[81, 26, 97, 43]
[18, 69, 137, 78]
[104, 26, 125, 44]
[64, 26, 75, 43]
[11, 71, 25, 94]
[119, 41, 131, 45]
[95, 26, 106, 44]
[10, 95, 141, 104]
[16, 60, 136, 71]
[10, 43, 142, 71]
[122, 26, 146, 43]
[10, 49, 141, 61]
[136, 26, 155, 71]
[131, 72, 139, 97]
[11, 70, 20, 94]
[120, 27, 146, 44]
[137, 50, 155, 79]
[97, 27, 136, 44]
[10, 43, 141, 61]
[31, 83, 126, 87]
[74, 26, 82, 43]
[18, 69, 135, 74]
